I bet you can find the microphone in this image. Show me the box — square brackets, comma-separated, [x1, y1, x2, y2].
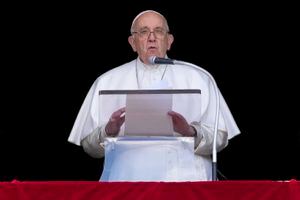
[148, 56, 175, 65]
[149, 56, 220, 181]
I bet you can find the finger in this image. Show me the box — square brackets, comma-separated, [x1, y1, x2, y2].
[168, 111, 184, 120]
[119, 115, 125, 124]
[168, 110, 176, 115]
[115, 107, 125, 115]
[112, 107, 126, 118]
[118, 107, 126, 115]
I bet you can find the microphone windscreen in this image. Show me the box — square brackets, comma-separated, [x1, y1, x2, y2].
[148, 56, 156, 65]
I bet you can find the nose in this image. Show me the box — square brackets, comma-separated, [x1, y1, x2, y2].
[148, 31, 156, 40]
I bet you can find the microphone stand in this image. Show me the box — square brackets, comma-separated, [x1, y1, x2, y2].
[174, 60, 220, 181]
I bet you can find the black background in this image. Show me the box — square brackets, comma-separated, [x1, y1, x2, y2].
[1, 1, 299, 181]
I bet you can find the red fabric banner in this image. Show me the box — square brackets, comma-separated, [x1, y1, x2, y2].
[0, 180, 299, 200]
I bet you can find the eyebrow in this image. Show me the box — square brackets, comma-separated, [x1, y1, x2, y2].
[138, 26, 165, 30]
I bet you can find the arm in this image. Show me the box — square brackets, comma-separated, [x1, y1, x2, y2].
[81, 107, 125, 158]
[81, 126, 105, 158]
[168, 111, 228, 156]
[168, 111, 196, 137]
[192, 121, 228, 156]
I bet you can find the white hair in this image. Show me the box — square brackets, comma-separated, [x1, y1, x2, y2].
[130, 10, 170, 33]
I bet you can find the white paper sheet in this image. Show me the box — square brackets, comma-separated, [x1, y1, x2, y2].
[124, 92, 173, 136]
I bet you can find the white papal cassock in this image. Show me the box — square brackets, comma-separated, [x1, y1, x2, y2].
[68, 57, 240, 181]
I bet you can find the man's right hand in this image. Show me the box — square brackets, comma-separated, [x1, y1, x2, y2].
[105, 107, 126, 137]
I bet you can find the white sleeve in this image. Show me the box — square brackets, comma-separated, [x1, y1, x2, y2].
[80, 126, 107, 158]
[191, 121, 228, 156]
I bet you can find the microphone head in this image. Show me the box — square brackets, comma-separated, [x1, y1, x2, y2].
[148, 56, 175, 65]
[148, 56, 157, 65]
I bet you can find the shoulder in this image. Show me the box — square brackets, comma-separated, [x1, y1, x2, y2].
[89, 60, 136, 90]
[94, 60, 135, 82]
[103, 60, 135, 77]
[173, 62, 210, 82]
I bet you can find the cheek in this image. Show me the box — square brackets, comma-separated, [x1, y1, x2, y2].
[134, 40, 146, 51]
[138, 44, 148, 52]
[159, 42, 169, 52]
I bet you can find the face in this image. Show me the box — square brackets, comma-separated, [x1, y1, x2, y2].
[128, 12, 174, 65]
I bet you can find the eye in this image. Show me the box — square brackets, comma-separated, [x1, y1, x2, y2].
[154, 29, 164, 34]
[140, 29, 149, 35]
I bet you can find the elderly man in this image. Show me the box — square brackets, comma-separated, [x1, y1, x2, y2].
[68, 10, 240, 181]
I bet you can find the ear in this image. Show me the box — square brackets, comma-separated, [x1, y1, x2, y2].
[167, 34, 174, 50]
[128, 36, 137, 52]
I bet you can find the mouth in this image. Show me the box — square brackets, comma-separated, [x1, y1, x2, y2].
[147, 46, 157, 50]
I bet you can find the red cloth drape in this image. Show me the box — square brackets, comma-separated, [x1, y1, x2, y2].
[0, 180, 299, 200]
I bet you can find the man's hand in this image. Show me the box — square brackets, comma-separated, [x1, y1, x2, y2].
[168, 110, 196, 137]
[105, 107, 125, 137]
